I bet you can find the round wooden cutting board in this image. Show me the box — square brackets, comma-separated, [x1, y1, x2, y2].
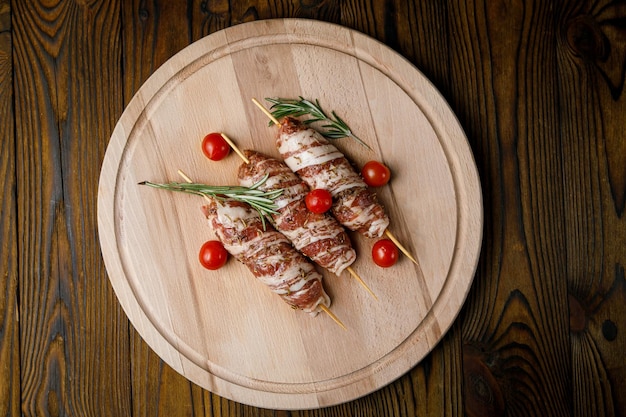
[98, 19, 483, 410]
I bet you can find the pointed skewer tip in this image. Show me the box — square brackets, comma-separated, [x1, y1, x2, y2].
[177, 169, 193, 183]
[346, 267, 378, 300]
[251, 97, 281, 127]
[384, 230, 419, 265]
[319, 305, 347, 330]
[178, 169, 212, 203]
[220, 133, 250, 164]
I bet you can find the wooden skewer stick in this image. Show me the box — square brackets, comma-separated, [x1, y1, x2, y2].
[178, 169, 347, 329]
[179, 170, 214, 208]
[384, 229, 418, 265]
[178, 169, 194, 183]
[319, 304, 347, 330]
[222, 134, 249, 165]
[177, 169, 208, 198]
[179, 170, 216, 207]
[220, 133, 249, 164]
[252, 98, 281, 126]
[346, 267, 377, 300]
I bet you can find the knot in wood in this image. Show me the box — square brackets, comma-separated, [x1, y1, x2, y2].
[565, 16, 608, 62]
[138, 8, 149, 21]
[463, 345, 505, 417]
[568, 294, 587, 333]
[602, 319, 618, 341]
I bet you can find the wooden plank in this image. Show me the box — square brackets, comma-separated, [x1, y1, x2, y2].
[12, 1, 131, 415]
[452, 1, 574, 415]
[556, 2, 626, 416]
[0, 0, 20, 415]
[442, 0, 622, 416]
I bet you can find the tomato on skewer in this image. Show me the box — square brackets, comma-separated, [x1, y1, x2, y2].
[201, 132, 230, 161]
[372, 239, 399, 268]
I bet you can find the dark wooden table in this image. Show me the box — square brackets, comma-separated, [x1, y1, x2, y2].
[2, 1, 625, 416]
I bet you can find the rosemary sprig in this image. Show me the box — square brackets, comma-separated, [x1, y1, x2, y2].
[139, 174, 282, 229]
[265, 96, 372, 150]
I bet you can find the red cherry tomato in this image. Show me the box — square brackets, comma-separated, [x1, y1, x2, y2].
[201, 132, 230, 161]
[361, 160, 391, 187]
[305, 189, 333, 214]
[199, 240, 229, 270]
[372, 239, 399, 268]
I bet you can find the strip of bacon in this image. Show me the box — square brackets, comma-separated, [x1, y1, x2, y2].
[276, 117, 390, 238]
[238, 150, 356, 276]
[203, 199, 330, 315]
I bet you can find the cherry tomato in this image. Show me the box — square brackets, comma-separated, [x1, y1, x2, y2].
[201, 132, 230, 161]
[372, 239, 399, 268]
[361, 160, 391, 187]
[305, 189, 333, 214]
[199, 240, 229, 270]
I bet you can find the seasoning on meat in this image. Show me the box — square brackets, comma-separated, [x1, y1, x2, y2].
[238, 150, 356, 276]
[203, 198, 331, 315]
[276, 117, 390, 238]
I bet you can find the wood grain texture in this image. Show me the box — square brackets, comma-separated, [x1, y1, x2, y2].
[452, 1, 573, 414]
[558, 2, 626, 417]
[0, 0, 20, 416]
[12, 0, 131, 415]
[3, 0, 625, 415]
[444, 1, 626, 417]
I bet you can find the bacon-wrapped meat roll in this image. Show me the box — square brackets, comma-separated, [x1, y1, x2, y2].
[203, 198, 330, 315]
[276, 117, 390, 238]
[238, 150, 356, 276]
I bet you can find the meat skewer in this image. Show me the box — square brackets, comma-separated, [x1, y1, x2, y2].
[251, 99, 418, 265]
[277, 116, 389, 238]
[178, 170, 346, 329]
[236, 149, 376, 299]
[238, 150, 355, 275]
[204, 199, 330, 313]
[219, 131, 374, 297]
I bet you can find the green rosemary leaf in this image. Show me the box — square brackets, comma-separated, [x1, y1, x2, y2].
[266, 96, 372, 150]
[140, 174, 282, 225]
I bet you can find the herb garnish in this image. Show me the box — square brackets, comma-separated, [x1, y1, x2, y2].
[265, 96, 372, 150]
[140, 174, 282, 229]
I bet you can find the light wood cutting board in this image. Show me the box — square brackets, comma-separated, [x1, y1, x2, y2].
[97, 18, 483, 410]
